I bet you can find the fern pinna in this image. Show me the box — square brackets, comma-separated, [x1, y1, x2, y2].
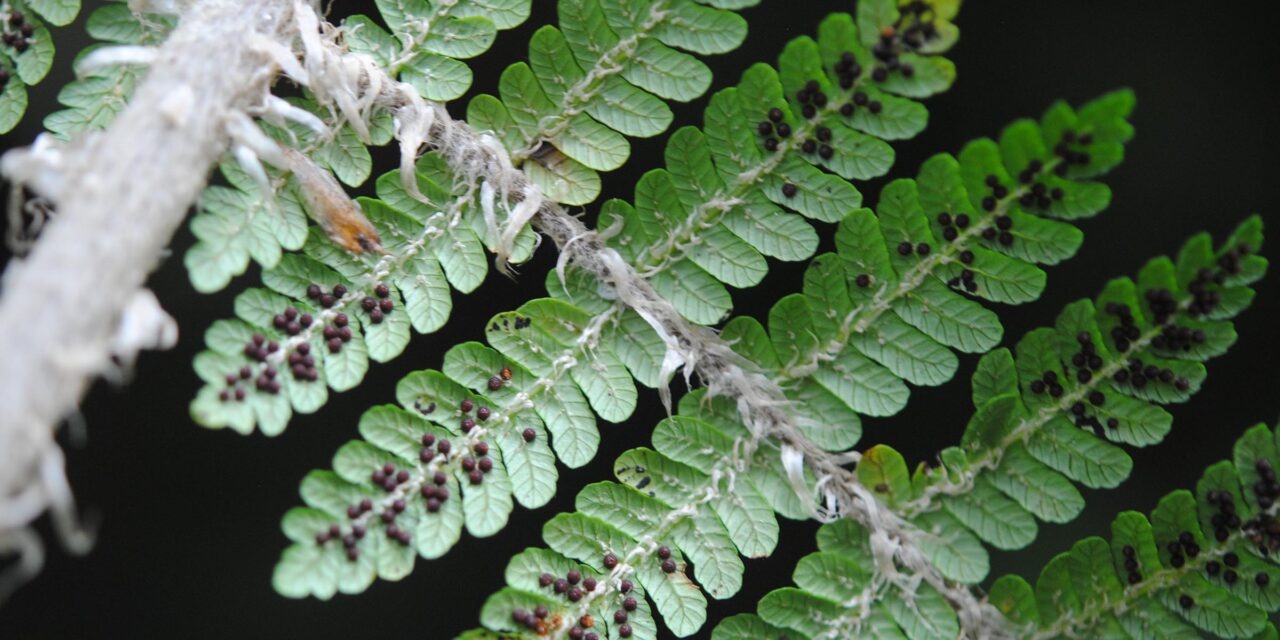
[988, 420, 1280, 639]
[708, 219, 1266, 639]
[270, 86, 1141, 639]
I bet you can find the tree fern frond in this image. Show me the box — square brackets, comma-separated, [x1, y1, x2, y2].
[39, 2, 170, 138]
[989, 421, 1280, 640]
[895, 216, 1267, 565]
[591, 6, 963, 324]
[265, 89, 1138, 608]
[465, 0, 766, 206]
[1, 0, 83, 134]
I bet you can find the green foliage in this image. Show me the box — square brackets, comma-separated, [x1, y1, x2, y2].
[190, 155, 540, 435]
[186, 0, 770, 437]
[595, 7, 962, 325]
[990, 422, 1280, 640]
[886, 216, 1267, 576]
[705, 220, 1266, 639]
[183, 97, 399, 293]
[0, 0, 82, 133]
[465, 0, 762, 205]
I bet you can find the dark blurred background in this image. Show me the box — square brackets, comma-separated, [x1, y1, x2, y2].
[2, 0, 1278, 637]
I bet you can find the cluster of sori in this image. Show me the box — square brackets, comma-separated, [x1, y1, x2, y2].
[1111, 353, 1191, 392]
[1013, 159, 1065, 209]
[1183, 244, 1253, 316]
[303, 280, 394, 336]
[312, 519, 368, 562]
[307, 411, 503, 565]
[220, 334, 283, 398]
[1049, 129, 1095, 176]
[872, 0, 943, 70]
[300, 282, 361, 354]
[1061, 332, 1110, 430]
[517, 552, 641, 639]
[314, 459, 422, 563]
[1, 9, 33, 55]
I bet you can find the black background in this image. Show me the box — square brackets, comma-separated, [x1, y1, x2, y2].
[3, 0, 1279, 638]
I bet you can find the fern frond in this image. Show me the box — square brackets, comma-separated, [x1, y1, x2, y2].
[989, 421, 1280, 640]
[265, 88, 1137, 606]
[0, 0, 81, 134]
[894, 215, 1267, 570]
[190, 154, 540, 435]
[575, 6, 962, 324]
[465, 0, 764, 206]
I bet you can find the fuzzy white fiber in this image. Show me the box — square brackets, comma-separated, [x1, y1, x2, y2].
[0, 0, 296, 602]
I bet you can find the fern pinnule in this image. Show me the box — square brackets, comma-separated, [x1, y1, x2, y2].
[190, 153, 541, 436]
